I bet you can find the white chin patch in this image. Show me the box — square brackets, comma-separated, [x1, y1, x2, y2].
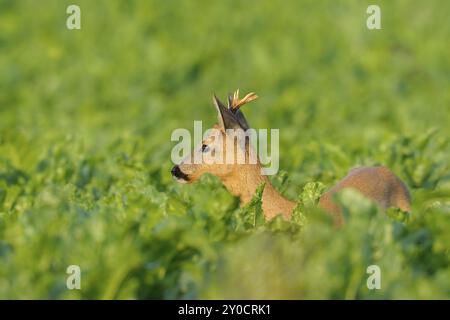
[175, 177, 189, 184]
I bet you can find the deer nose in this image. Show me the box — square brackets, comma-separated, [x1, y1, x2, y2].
[171, 165, 182, 178]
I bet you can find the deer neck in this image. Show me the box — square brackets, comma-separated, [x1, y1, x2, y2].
[221, 165, 296, 220]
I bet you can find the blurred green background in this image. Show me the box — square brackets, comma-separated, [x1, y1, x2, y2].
[0, 0, 449, 299]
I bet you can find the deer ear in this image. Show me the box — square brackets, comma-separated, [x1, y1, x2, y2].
[234, 110, 249, 130]
[213, 94, 241, 130]
[227, 92, 249, 130]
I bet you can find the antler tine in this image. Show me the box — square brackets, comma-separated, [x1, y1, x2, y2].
[233, 89, 240, 107]
[230, 89, 258, 111]
[227, 92, 233, 109]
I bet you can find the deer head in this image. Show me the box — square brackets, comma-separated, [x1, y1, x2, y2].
[171, 90, 259, 184]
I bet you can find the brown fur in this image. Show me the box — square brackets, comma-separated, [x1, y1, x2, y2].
[220, 163, 296, 220]
[319, 166, 411, 223]
[172, 91, 412, 223]
[210, 162, 411, 222]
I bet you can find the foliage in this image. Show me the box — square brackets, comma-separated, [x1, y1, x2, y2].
[0, 0, 449, 299]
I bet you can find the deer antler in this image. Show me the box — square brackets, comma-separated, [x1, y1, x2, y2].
[228, 89, 258, 111]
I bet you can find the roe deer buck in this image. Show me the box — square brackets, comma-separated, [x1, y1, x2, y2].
[171, 90, 411, 223]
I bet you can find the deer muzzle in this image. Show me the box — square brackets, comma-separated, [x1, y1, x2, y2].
[171, 165, 190, 182]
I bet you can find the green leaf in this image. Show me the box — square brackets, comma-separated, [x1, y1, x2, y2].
[299, 182, 326, 208]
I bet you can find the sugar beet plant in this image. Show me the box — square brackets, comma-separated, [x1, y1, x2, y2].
[0, 0, 450, 299]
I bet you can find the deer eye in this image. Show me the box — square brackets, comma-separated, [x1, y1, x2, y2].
[201, 144, 210, 153]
